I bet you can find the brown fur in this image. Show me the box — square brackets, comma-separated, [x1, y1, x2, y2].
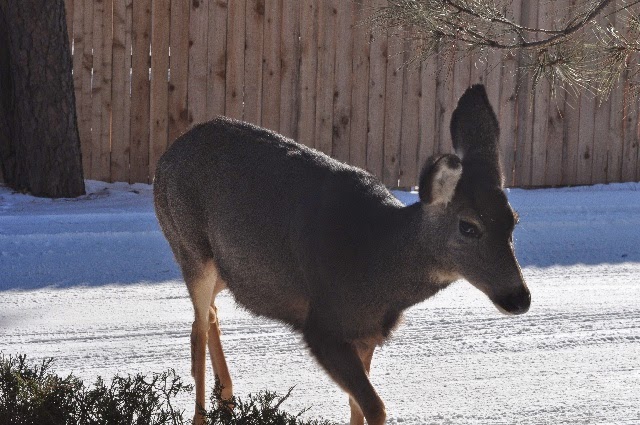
[153, 85, 530, 423]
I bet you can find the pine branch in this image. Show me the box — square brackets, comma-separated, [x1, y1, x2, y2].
[366, 0, 640, 100]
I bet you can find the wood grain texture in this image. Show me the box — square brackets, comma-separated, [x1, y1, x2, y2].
[111, 0, 131, 183]
[99, 0, 113, 182]
[261, 0, 281, 131]
[314, 0, 337, 155]
[298, 0, 318, 147]
[64, 0, 640, 187]
[188, 0, 209, 126]
[79, 0, 94, 177]
[169, 0, 190, 143]
[513, 0, 537, 187]
[331, 0, 353, 163]
[399, 46, 421, 188]
[279, 0, 300, 140]
[530, 2, 552, 187]
[244, 0, 264, 126]
[89, 0, 104, 180]
[418, 53, 438, 170]
[382, 37, 404, 186]
[130, 0, 151, 183]
[605, 9, 625, 184]
[366, 0, 387, 179]
[348, 1, 370, 170]
[207, 0, 228, 119]
[149, 0, 170, 179]
[225, 0, 245, 120]
[621, 72, 640, 182]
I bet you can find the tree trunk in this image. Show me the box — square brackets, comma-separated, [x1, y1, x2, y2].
[0, 0, 85, 198]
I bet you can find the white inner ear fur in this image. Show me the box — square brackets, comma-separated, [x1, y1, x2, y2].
[430, 160, 462, 205]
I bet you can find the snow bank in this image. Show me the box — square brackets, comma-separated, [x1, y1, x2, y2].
[1, 181, 639, 424]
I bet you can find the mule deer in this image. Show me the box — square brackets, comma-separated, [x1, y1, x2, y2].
[153, 85, 530, 424]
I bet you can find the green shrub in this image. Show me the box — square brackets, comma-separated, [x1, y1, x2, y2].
[0, 354, 336, 425]
[202, 381, 335, 425]
[0, 354, 83, 424]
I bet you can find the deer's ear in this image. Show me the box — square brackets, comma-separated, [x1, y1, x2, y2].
[419, 154, 462, 205]
[450, 85, 503, 187]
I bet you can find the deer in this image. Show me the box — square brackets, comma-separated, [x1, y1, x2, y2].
[153, 84, 531, 425]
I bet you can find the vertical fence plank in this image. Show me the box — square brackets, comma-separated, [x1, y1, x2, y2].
[513, 0, 538, 187]
[298, 0, 318, 147]
[64, 0, 640, 187]
[544, 1, 569, 186]
[169, 0, 190, 142]
[80, 0, 94, 177]
[399, 51, 421, 188]
[207, 0, 227, 118]
[331, 0, 353, 163]
[124, 0, 133, 177]
[435, 50, 455, 155]
[382, 38, 404, 186]
[418, 53, 437, 170]
[592, 101, 611, 184]
[562, 93, 581, 185]
[544, 94, 566, 186]
[225, 0, 246, 120]
[279, 0, 301, 140]
[99, 0, 113, 181]
[450, 52, 472, 161]
[562, 0, 581, 185]
[592, 4, 617, 184]
[606, 84, 625, 183]
[90, 0, 104, 180]
[262, 0, 282, 131]
[348, 1, 370, 170]
[576, 93, 596, 185]
[111, 0, 130, 182]
[244, 0, 264, 125]
[605, 15, 625, 183]
[366, 0, 387, 178]
[621, 76, 640, 182]
[498, 51, 518, 187]
[188, 0, 209, 126]
[530, 1, 552, 186]
[315, 0, 337, 155]
[149, 0, 170, 179]
[130, 0, 151, 183]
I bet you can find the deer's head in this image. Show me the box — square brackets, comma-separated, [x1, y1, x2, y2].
[419, 85, 530, 315]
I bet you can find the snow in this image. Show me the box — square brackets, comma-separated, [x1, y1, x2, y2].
[1, 180, 639, 424]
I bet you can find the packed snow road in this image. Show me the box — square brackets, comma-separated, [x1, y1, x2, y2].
[1, 181, 639, 424]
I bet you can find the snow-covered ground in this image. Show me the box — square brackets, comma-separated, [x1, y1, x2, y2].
[1, 181, 639, 424]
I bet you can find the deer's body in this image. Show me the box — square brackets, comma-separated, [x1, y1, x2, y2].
[154, 85, 531, 424]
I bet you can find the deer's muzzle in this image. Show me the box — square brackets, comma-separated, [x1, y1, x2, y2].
[491, 286, 531, 315]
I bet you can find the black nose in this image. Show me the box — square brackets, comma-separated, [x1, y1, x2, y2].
[497, 289, 531, 315]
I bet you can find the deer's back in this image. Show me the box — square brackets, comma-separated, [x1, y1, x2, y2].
[154, 117, 402, 332]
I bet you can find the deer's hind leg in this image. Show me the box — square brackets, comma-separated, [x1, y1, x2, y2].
[208, 285, 233, 401]
[185, 259, 224, 424]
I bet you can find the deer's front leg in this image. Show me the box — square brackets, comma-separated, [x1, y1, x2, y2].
[303, 317, 385, 425]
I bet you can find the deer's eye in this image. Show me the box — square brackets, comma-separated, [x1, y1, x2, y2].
[459, 220, 481, 238]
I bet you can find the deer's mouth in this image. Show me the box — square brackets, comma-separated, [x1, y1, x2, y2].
[490, 288, 531, 315]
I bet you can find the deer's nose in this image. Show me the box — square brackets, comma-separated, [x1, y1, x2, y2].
[497, 288, 531, 315]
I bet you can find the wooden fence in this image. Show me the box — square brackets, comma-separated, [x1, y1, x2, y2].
[63, 0, 640, 188]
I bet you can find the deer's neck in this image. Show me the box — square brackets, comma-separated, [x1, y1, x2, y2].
[369, 202, 454, 308]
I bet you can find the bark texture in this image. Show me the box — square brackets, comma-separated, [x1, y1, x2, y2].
[0, 0, 85, 197]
